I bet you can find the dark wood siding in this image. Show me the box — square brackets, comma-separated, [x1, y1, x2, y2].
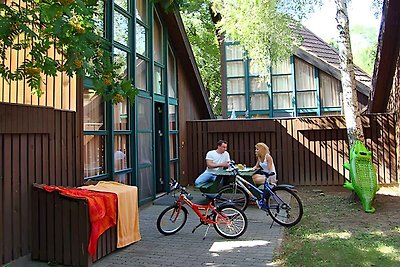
[0, 101, 83, 265]
[31, 184, 117, 267]
[187, 114, 398, 186]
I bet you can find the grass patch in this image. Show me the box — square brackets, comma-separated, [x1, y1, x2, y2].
[275, 188, 400, 267]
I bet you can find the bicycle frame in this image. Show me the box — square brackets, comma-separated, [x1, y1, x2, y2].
[231, 172, 286, 209]
[173, 192, 230, 225]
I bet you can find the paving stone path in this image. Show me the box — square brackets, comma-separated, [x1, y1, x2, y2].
[11, 188, 284, 267]
[95, 188, 284, 267]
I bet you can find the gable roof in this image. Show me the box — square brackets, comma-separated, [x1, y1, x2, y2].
[161, 7, 214, 119]
[369, 0, 400, 112]
[293, 26, 372, 96]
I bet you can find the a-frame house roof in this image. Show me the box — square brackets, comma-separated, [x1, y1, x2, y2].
[294, 26, 372, 97]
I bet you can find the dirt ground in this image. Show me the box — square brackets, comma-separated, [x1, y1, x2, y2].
[295, 185, 400, 231]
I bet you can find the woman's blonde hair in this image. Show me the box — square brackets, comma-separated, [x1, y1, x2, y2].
[255, 142, 270, 163]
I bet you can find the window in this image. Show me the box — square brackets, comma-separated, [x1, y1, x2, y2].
[227, 78, 245, 94]
[168, 46, 177, 98]
[137, 96, 153, 199]
[114, 48, 129, 79]
[295, 58, 316, 108]
[169, 105, 179, 181]
[83, 0, 134, 184]
[136, 0, 149, 91]
[83, 88, 106, 178]
[226, 44, 246, 113]
[168, 45, 179, 181]
[227, 61, 244, 77]
[226, 45, 243, 60]
[320, 71, 341, 107]
[228, 95, 246, 111]
[272, 59, 293, 110]
[249, 59, 269, 112]
[114, 11, 129, 46]
[136, 0, 147, 23]
[153, 9, 164, 95]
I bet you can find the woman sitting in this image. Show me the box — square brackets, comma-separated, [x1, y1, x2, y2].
[251, 142, 277, 186]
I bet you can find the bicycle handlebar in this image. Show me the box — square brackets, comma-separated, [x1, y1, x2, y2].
[170, 179, 192, 199]
[228, 160, 274, 177]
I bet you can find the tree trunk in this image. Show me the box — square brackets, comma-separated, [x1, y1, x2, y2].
[335, 0, 365, 147]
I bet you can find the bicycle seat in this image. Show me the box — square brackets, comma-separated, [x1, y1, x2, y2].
[261, 170, 275, 177]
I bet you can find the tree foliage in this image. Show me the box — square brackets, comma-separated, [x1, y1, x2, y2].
[0, 0, 138, 103]
[179, 0, 323, 115]
[180, 0, 222, 115]
[351, 25, 378, 75]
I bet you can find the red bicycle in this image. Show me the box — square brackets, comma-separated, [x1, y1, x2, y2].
[157, 181, 248, 239]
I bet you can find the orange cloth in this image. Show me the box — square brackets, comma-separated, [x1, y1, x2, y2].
[42, 185, 117, 257]
[80, 181, 141, 248]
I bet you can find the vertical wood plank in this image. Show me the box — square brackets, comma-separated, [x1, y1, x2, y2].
[38, 186, 47, 261]
[326, 130, 333, 185]
[62, 198, 72, 266]
[78, 201, 91, 266]
[0, 134, 3, 262]
[70, 200, 79, 266]
[332, 129, 339, 185]
[27, 133, 36, 254]
[292, 119, 300, 185]
[46, 192, 55, 262]
[389, 114, 397, 183]
[54, 193, 63, 263]
[196, 122, 203, 178]
[280, 120, 288, 184]
[286, 119, 294, 184]
[275, 120, 283, 183]
[35, 134, 43, 184]
[67, 113, 73, 186]
[31, 186, 40, 260]
[75, 80, 83, 185]
[55, 112, 62, 186]
[298, 127, 305, 185]
[61, 113, 68, 186]
[12, 134, 21, 259]
[303, 128, 310, 185]
[315, 130, 321, 185]
[321, 130, 327, 185]
[42, 134, 49, 185]
[3, 134, 12, 263]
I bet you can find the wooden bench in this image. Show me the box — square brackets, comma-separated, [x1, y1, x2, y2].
[31, 184, 117, 267]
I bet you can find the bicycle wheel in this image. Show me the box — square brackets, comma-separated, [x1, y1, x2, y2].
[157, 205, 188, 235]
[266, 187, 303, 227]
[213, 205, 248, 239]
[216, 185, 249, 211]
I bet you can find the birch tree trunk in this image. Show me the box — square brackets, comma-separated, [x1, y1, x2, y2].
[335, 0, 365, 147]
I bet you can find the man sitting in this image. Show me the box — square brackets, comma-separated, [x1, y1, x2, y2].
[194, 140, 230, 186]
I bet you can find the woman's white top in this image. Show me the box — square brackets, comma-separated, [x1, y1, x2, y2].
[259, 154, 277, 185]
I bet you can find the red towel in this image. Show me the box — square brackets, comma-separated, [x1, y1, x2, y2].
[43, 185, 117, 257]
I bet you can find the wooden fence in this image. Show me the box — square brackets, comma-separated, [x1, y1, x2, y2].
[0, 102, 83, 265]
[187, 114, 398, 186]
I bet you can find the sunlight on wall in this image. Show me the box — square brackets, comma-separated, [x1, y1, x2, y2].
[306, 231, 352, 241]
[209, 240, 270, 253]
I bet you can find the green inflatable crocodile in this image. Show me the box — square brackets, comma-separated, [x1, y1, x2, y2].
[343, 140, 379, 213]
